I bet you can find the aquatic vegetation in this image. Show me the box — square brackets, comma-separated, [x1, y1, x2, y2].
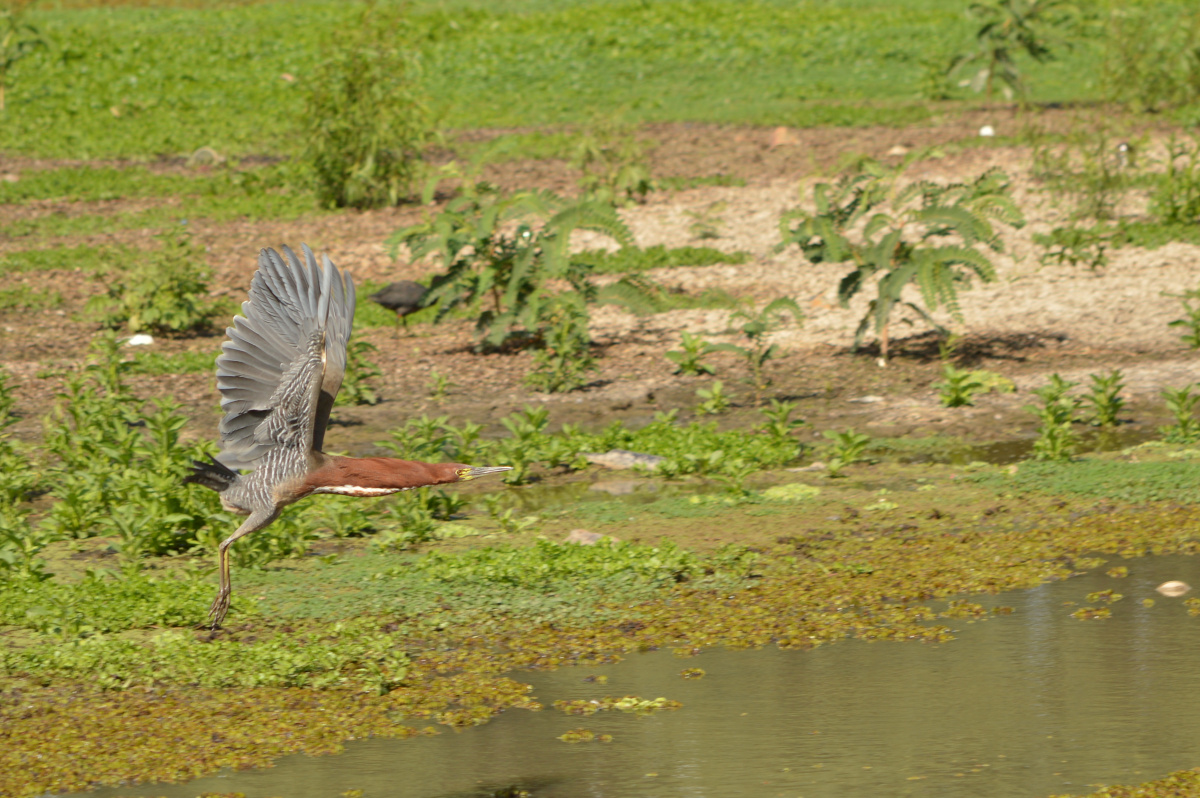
[382, 406, 805, 481]
[1071, 606, 1112, 620]
[557, 728, 613, 743]
[1051, 766, 1200, 797]
[970, 459, 1200, 504]
[680, 668, 706, 679]
[761, 483, 821, 503]
[6, 495, 1200, 794]
[554, 695, 682, 716]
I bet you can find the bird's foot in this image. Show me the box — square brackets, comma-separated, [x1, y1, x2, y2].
[208, 588, 231, 629]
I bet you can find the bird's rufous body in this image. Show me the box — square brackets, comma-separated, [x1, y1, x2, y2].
[186, 245, 509, 627]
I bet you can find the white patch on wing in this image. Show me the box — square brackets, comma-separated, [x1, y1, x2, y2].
[312, 485, 403, 497]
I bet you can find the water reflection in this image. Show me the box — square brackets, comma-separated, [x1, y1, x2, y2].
[87, 555, 1200, 798]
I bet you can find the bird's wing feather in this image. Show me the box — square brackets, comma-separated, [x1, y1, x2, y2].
[215, 245, 355, 469]
[313, 250, 355, 452]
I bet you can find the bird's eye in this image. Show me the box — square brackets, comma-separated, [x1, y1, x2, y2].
[456, 468, 472, 480]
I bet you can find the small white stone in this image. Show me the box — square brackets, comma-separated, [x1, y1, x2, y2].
[126, 334, 154, 346]
[979, 125, 996, 137]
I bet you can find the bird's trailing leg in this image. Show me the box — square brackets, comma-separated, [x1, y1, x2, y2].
[209, 509, 278, 629]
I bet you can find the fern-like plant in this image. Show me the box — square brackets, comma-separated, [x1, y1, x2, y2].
[389, 185, 631, 351]
[778, 161, 1024, 361]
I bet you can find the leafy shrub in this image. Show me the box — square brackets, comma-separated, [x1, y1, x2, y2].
[380, 406, 804, 483]
[39, 335, 225, 561]
[0, 369, 45, 581]
[88, 234, 225, 335]
[948, 0, 1073, 102]
[1028, 374, 1079, 460]
[935, 363, 986, 408]
[1150, 137, 1200, 226]
[390, 185, 630, 350]
[779, 162, 1023, 360]
[1103, 6, 1200, 113]
[302, 4, 431, 209]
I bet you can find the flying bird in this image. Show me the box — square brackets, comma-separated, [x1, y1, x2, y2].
[369, 280, 427, 334]
[186, 245, 509, 627]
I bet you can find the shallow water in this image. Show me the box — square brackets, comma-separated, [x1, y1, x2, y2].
[86, 554, 1200, 798]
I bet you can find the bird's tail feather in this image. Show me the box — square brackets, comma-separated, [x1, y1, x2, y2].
[183, 456, 239, 493]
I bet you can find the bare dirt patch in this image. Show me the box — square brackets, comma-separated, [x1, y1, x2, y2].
[2, 113, 1197, 451]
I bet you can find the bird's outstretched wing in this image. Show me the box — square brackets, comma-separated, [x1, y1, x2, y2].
[214, 245, 356, 470]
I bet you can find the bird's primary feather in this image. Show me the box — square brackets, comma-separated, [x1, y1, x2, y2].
[214, 245, 356, 469]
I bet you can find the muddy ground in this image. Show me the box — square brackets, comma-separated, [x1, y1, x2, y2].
[2, 109, 1198, 454]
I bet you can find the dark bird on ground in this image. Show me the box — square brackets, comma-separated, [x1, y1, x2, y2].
[369, 280, 427, 333]
[185, 245, 509, 627]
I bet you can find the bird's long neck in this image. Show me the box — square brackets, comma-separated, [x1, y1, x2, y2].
[301, 455, 460, 497]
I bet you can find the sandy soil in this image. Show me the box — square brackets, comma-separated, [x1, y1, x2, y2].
[2, 111, 1198, 450]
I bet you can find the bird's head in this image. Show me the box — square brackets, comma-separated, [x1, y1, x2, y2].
[451, 465, 512, 482]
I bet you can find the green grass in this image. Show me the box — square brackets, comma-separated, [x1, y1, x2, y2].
[124, 349, 220, 376]
[0, 285, 62, 310]
[0, 244, 133, 274]
[0, 185, 322, 239]
[971, 458, 1200, 504]
[2, 0, 1138, 160]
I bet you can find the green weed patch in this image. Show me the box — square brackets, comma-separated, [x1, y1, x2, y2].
[971, 458, 1200, 504]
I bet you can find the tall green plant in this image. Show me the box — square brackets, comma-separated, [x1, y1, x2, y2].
[1103, 7, 1200, 113]
[949, 0, 1072, 102]
[1151, 137, 1200, 227]
[1028, 374, 1079, 461]
[303, 4, 431, 209]
[779, 162, 1023, 361]
[390, 185, 631, 350]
